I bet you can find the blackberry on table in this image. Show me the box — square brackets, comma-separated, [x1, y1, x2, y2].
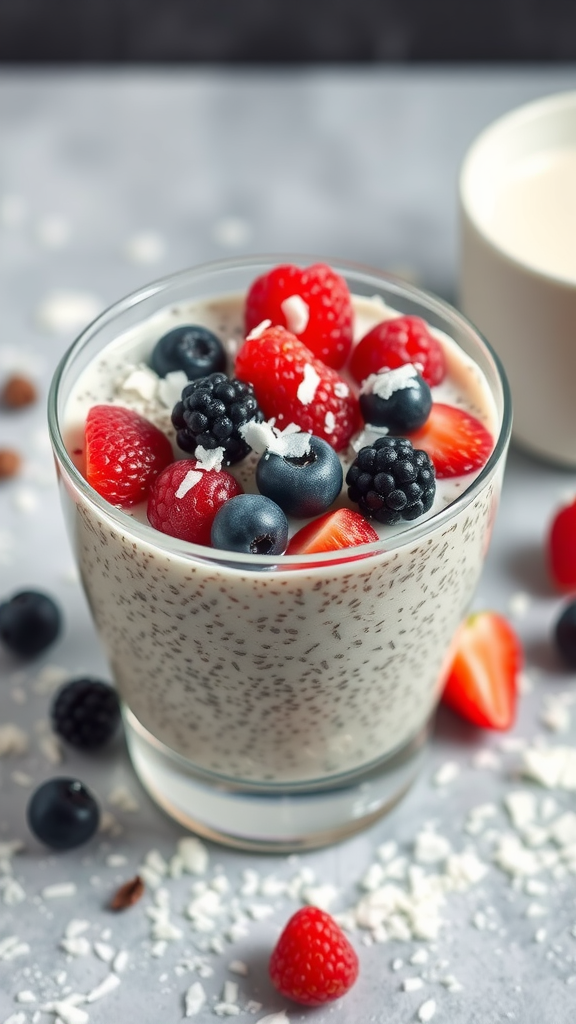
[51, 678, 121, 749]
[171, 372, 263, 465]
[346, 436, 435, 525]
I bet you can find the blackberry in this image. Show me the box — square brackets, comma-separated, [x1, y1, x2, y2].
[171, 372, 263, 466]
[346, 436, 435, 525]
[51, 678, 121, 749]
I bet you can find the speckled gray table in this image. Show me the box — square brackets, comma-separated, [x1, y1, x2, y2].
[1, 66, 576, 1024]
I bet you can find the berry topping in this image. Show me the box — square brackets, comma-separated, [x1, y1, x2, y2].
[286, 508, 379, 554]
[51, 678, 121, 749]
[235, 325, 360, 452]
[171, 373, 263, 465]
[548, 497, 576, 591]
[269, 906, 359, 1006]
[407, 403, 494, 479]
[0, 590, 61, 658]
[245, 262, 353, 369]
[85, 404, 173, 507]
[150, 324, 226, 380]
[27, 777, 100, 850]
[360, 364, 432, 433]
[441, 611, 521, 730]
[147, 458, 243, 545]
[346, 436, 436, 525]
[350, 314, 447, 387]
[554, 599, 576, 667]
[211, 493, 288, 556]
[256, 434, 343, 518]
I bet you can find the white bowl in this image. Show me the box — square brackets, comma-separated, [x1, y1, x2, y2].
[459, 91, 576, 467]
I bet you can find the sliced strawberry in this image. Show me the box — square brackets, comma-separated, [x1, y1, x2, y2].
[245, 262, 353, 369]
[235, 325, 360, 451]
[407, 403, 493, 478]
[548, 497, 576, 591]
[441, 611, 522, 730]
[147, 459, 243, 546]
[349, 315, 446, 387]
[286, 508, 379, 555]
[85, 404, 173, 507]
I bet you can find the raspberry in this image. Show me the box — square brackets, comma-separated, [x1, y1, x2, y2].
[171, 373, 263, 465]
[245, 262, 353, 369]
[85, 404, 173, 508]
[147, 459, 243, 546]
[269, 906, 359, 1006]
[350, 315, 447, 387]
[235, 325, 360, 452]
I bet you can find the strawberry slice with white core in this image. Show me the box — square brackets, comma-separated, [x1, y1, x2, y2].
[407, 403, 494, 478]
[286, 508, 379, 555]
[441, 611, 522, 730]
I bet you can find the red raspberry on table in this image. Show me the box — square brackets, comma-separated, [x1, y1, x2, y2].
[147, 459, 242, 546]
[245, 262, 353, 369]
[235, 325, 360, 451]
[269, 906, 359, 1006]
[548, 497, 576, 591]
[85, 404, 173, 508]
[349, 314, 447, 387]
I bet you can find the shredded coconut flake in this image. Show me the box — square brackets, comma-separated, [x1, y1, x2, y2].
[246, 320, 271, 340]
[194, 446, 225, 472]
[361, 363, 419, 399]
[281, 294, 309, 335]
[296, 364, 321, 405]
[184, 981, 206, 1016]
[175, 469, 203, 499]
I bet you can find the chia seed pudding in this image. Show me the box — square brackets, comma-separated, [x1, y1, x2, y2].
[55, 277, 507, 786]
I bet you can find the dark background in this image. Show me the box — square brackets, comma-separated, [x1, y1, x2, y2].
[2, 0, 576, 62]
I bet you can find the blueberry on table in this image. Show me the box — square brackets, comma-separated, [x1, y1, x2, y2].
[211, 493, 289, 556]
[360, 365, 432, 433]
[554, 600, 576, 667]
[256, 434, 343, 518]
[27, 778, 100, 850]
[151, 325, 226, 380]
[0, 590, 61, 657]
[52, 678, 121, 750]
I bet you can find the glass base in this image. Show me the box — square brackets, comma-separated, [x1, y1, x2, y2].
[124, 708, 432, 852]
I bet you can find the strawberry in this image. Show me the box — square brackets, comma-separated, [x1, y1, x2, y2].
[245, 262, 353, 369]
[406, 403, 493, 478]
[269, 906, 359, 1006]
[441, 611, 522, 730]
[147, 459, 243, 546]
[286, 508, 379, 555]
[349, 315, 446, 387]
[548, 497, 576, 591]
[85, 404, 173, 507]
[235, 325, 360, 451]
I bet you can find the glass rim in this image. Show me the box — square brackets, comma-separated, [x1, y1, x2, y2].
[47, 253, 513, 569]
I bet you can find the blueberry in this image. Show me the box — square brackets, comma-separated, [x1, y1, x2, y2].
[554, 600, 576, 667]
[211, 494, 288, 556]
[0, 590, 61, 657]
[360, 367, 432, 433]
[151, 325, 226, 380]
[52, 678, 121, 750]
[27, 778, 100, 850]
[256, 435, 343, 518]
